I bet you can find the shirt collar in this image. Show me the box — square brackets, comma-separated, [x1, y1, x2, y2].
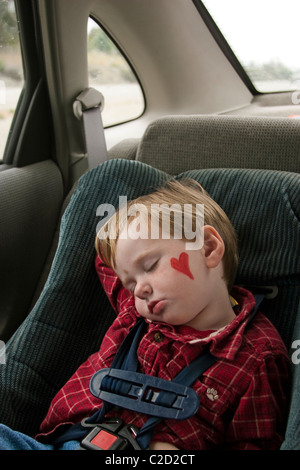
[146, 286, 256, 361]
[198, 286, 256, 360]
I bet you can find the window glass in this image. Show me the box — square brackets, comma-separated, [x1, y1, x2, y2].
[0, 0, 24, 158]
[88, 17, 144, 127]
[202, 0, 300, 93]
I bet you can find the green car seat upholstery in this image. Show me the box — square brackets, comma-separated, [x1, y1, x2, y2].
[0, 158, 299, 449]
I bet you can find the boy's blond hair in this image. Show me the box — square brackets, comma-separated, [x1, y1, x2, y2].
[95, 179, 238, 291]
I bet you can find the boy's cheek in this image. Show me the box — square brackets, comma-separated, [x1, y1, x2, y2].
[170, 252, 194, 280]
[134, 298, 147, 316]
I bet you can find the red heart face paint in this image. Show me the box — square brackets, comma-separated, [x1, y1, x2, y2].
[170, 252, 194, 280]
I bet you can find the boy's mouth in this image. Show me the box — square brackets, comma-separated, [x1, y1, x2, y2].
[148, 300, 165, 315]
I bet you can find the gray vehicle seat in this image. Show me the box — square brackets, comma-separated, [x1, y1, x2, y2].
[109, 115, 300, 174]
[0, 157, 299, 450]
[0, 161, 64, 342]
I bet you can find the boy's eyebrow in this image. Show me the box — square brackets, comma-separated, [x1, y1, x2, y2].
[132, 250, 155, 266]
[120, 250, 156, 281]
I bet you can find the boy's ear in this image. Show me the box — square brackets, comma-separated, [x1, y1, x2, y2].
[202, 225, 225, 268]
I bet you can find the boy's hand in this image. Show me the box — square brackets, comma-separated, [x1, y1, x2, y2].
[149, 441, 179, 450]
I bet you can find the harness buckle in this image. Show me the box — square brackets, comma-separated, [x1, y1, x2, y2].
[90, 368, 200, 420]
[78, 417, 141, 450]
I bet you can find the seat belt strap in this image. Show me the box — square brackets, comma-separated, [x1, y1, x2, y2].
[87, 319, 147, 426]
[73, 87, 108, 169]
[136, 351, 216, 449]
[51, 319, 146, 448]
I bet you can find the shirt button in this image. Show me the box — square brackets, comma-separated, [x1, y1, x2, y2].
[154, 332, 164, 343]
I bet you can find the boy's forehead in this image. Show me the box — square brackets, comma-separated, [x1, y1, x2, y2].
[118, 215, 149, 239]
[116, 235, 156, 264]
[127, 217, 149, 239]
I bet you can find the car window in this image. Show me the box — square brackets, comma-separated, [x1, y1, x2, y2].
[88, 17, 144, 127]
[0, 0, 24, 159]
[202, 0, 300, 93]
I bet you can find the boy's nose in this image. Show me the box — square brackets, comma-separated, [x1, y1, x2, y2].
[135, 280, 152, 299]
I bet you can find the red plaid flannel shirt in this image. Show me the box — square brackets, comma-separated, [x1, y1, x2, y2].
[38, 255, 290, 450]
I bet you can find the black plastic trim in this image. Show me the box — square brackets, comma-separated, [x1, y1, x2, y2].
[193, 0, 259, 96]
[3, 0, 53, 166]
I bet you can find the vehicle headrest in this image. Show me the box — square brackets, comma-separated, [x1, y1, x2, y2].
[137, 115, 300, 174]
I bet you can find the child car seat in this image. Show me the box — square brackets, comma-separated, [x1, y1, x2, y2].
[0, 158, 299, 449]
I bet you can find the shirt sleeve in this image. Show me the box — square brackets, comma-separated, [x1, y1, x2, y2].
[225, 353, 290, 450]
[95, 254, 133, 313]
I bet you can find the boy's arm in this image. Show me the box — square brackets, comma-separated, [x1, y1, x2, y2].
[226, 353, 290, 450]
[95, 254, 132, 313]
[149, 441, 179, 450]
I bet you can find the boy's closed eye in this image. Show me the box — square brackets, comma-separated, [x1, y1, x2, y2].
[145, 258, 159, 273]
[122, 259, 159, 295]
